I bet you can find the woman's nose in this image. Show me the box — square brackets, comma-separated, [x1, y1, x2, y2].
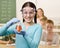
[27, 13, 30, 17]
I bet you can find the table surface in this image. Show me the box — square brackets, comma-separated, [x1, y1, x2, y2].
[38, 45, 60, 48]
[0, 44, 15, 48]
[0, 44, 60, 48]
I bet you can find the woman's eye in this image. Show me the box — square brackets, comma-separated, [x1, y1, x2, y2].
[23, 12, 27, 14]
[29, 12, 33, 14]
[23, 12, 34, 14]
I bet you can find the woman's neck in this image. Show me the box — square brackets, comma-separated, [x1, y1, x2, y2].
[24, 21, 34, 26]
[24, 21, 34, 30]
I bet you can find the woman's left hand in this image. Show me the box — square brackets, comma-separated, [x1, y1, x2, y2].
[13, 29, 26, 36]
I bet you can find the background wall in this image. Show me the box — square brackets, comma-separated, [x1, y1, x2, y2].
[0, 0, 16, 23]
[16, 0, 60, 25]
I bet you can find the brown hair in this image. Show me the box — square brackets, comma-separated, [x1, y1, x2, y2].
[47, 19, 54, 25]
[40, 16, 47, 21]
[21, 2, 37, 23]
[37, 8, 44, 18]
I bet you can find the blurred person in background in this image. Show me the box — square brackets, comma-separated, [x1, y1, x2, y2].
[39, 16, 47, 30]
[38, 16, 47, 46]
[37, 8, 47, 31]
[37, 8, 45, 23]
[40, 19, 59, 45]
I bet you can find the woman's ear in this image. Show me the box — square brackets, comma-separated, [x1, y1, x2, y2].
[34, 12, 36, 15]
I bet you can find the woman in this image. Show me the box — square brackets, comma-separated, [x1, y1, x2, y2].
[37, 8, 45, 23]
[37, 8, 44, 18]
[0, 2, 42, 48]
[39, 16, 47, 29]
[41, 19, 59, 45]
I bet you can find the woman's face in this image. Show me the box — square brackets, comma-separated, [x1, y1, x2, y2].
[40, 20, 46, 26]
[37, 9, 43, 17]
[22, 6, 35, 23]
[46, 23, 54, 32]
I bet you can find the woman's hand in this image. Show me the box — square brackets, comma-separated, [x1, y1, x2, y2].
[16, 25, 22, 32]
[13, 29, 25, 36]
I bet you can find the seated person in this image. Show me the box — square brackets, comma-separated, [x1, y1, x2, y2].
[40, 19, 59, 45]
[39, 16, 47, 29]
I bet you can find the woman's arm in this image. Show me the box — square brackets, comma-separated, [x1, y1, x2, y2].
[0, 18, 20, 36]
[0, 24, 16, 36]
[0, 24, 9, 36]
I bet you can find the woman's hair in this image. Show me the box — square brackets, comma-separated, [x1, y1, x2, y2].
[47, 19, 54, 25]
[40, 16, 47, 21]
[37, 8, 44, 18]
[21, 1, 37, 23]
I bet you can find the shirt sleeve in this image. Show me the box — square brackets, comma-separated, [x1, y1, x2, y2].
[24, 25, 42, 48]
[0, 24, 16, 36]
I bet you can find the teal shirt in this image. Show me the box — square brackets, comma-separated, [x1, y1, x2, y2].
[0, 23, 42, 48]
